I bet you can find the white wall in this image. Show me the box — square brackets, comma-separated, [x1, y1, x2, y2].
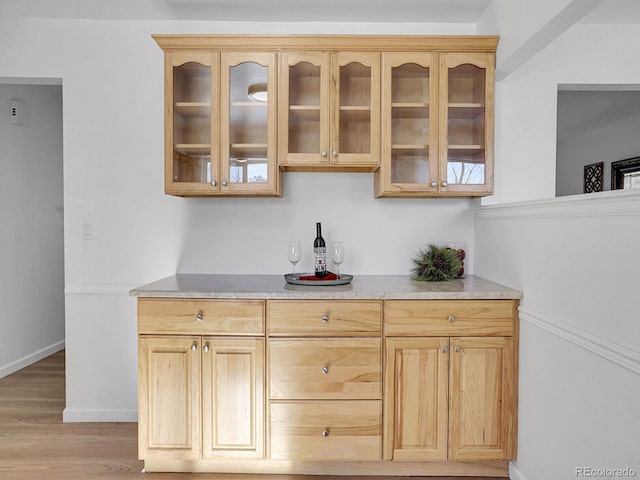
[556, 90, 640, 197]
[0, 17, 477, 421]
[476, 22, 640, 480]
[0, 83, 65, 378]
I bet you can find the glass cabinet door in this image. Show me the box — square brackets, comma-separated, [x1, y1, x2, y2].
[378, 52, 438, 195]
[279, 52, 330, 166]
[439, 53, 494, 194]
[331, 52, 380, 167]
[167, 51, 218, 194]
[220, 52, 277, 194]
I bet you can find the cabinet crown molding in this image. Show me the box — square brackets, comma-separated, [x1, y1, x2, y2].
[152, 34, 499, 52]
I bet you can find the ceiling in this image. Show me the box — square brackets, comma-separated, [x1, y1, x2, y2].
[2, 0, 639, 25]
[0, 0, 494, 23]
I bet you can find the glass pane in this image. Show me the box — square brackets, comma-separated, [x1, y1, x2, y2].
[447, 64, 486, 185]
[229, 61, 269, 184]
[289, 62, 320, 154]
[392, 148, 430, 184]
[390, 63, 430, 184]
[339, 62, 371, 154]
[173, 62, 211, 183]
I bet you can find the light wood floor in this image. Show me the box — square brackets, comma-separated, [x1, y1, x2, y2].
[0, 351, 505, 480]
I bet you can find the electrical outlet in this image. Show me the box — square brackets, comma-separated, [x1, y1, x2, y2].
[10, 99, 24, 125]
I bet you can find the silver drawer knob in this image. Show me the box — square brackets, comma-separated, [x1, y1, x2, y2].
[211, 179, 217, 187]
[442, 346, 448, 353]
[222, 179, 228, 187]
[322, 428, 330, 437]
[203, 345, 209, 353]
[442, 181, 448, 187]
[321, 150, 328, 157]
[431, 181, 438, 187]
[454, 345, 461, 353]
[191, 344, 197, 352]
[448, 315, 455, 323]
[321, 315, 329, 323]
[332, 150, 338, 157]
[322, 366, 329, 374]
[196, 312, 204, 321]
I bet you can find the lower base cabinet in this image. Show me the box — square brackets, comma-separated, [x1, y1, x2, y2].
[137, 297, 518, 476]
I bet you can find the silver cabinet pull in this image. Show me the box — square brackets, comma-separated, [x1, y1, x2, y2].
[332, 150, 338, 157]
[448, 315, 455, 323]
[442, 346, 448, 353]
[322, 428, 330, 437]
[222, 180, 228, 187]
[196, 312, 204, 322]
[454, 345, 461, 353]
[203, 345, 209, 353]
[211, 179, 217, 187]
[321, 151, 328, 157]
[442, 181, 448, 187]
[322, 366, 329, 374]
[321, 315, 329, 323]
[431, 181, 438, 187]
[191, 344, 197, 352]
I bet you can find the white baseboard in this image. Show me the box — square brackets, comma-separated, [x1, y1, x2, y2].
[0, 340, 65, 379]
[510, 462, 528, 480]
[63, 407, 138, 423]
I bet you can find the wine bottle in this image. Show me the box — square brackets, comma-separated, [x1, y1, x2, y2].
[313, 222, 327, 278]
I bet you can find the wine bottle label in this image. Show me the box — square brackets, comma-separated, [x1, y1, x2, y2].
[314, 247, 326, 272]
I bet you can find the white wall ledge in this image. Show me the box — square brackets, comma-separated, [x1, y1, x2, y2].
[477, 189, 640, 218]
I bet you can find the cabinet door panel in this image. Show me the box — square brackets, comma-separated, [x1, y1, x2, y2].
[384, 338, 448, 461]
[449, 337, 514, 460]
[378, 52, 438, 196]
[220, 52, 278, 194]
[138, 336, 201, 460]
[202, 337, 265, 459]
[439, 52, 494, 195]
[279, 52, 331, 166]
[166, 51, 219, 195]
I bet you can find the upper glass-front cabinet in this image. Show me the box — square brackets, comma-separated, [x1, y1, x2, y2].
[220, 52, 277, 194]
[439, 52, 494, 195]
[165, 51, 278, 196]
[167, 52, 218, 195]
[279, 51, 379, 169]
[378, 52, 438, 195]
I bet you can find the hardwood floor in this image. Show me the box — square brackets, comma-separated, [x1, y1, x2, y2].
[0, 351, 505, 479]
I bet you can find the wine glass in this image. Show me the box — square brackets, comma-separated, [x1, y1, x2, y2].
[330, 242, 344, 279]
[287, 241, 302, 276]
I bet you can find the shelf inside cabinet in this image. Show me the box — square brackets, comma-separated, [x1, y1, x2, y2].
[230, 143, 268, 158]
[392, 144, 429, 150]
[392, 103, 430, 118]
[175, 144, 211, 156]
[231, 102, 269, 108]
[175, 102, 211, 117]
[448, 103, 484, 119]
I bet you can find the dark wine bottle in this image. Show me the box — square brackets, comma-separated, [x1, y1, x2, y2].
[313, 222, 327, 278]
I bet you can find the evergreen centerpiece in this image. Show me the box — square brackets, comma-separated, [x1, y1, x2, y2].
[411, 244, 463, 282]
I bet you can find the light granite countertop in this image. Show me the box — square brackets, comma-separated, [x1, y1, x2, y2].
[130, 274, 521, 300]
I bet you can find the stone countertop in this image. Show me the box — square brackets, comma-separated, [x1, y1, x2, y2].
[130, 274, 521, 300]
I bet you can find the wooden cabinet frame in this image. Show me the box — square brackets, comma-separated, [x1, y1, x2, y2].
[154, 35, 498, 197]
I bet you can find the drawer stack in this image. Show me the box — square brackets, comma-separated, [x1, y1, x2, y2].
[267, 300, 383, 461]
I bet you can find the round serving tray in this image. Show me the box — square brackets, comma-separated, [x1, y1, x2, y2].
[284, 273, 353, 286]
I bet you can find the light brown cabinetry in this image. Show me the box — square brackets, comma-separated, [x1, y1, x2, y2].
[375, 52, 495, 196]
[137, 293, 516, 475]
[137, 299, 265, 462]
[267, 300, 383, 461]
[162, 49, 279, 196]
[384, 300, 517, 462]
[279, 51, 380, 170]
[155, 36, 497, 198]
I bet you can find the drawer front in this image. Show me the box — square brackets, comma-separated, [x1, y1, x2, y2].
[269, 338, 382, 400]
[268, 300, 382, 335]
[138, 298, 264, 335]
[385, 300, 515, 336]
[269, 401, 382, 460]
